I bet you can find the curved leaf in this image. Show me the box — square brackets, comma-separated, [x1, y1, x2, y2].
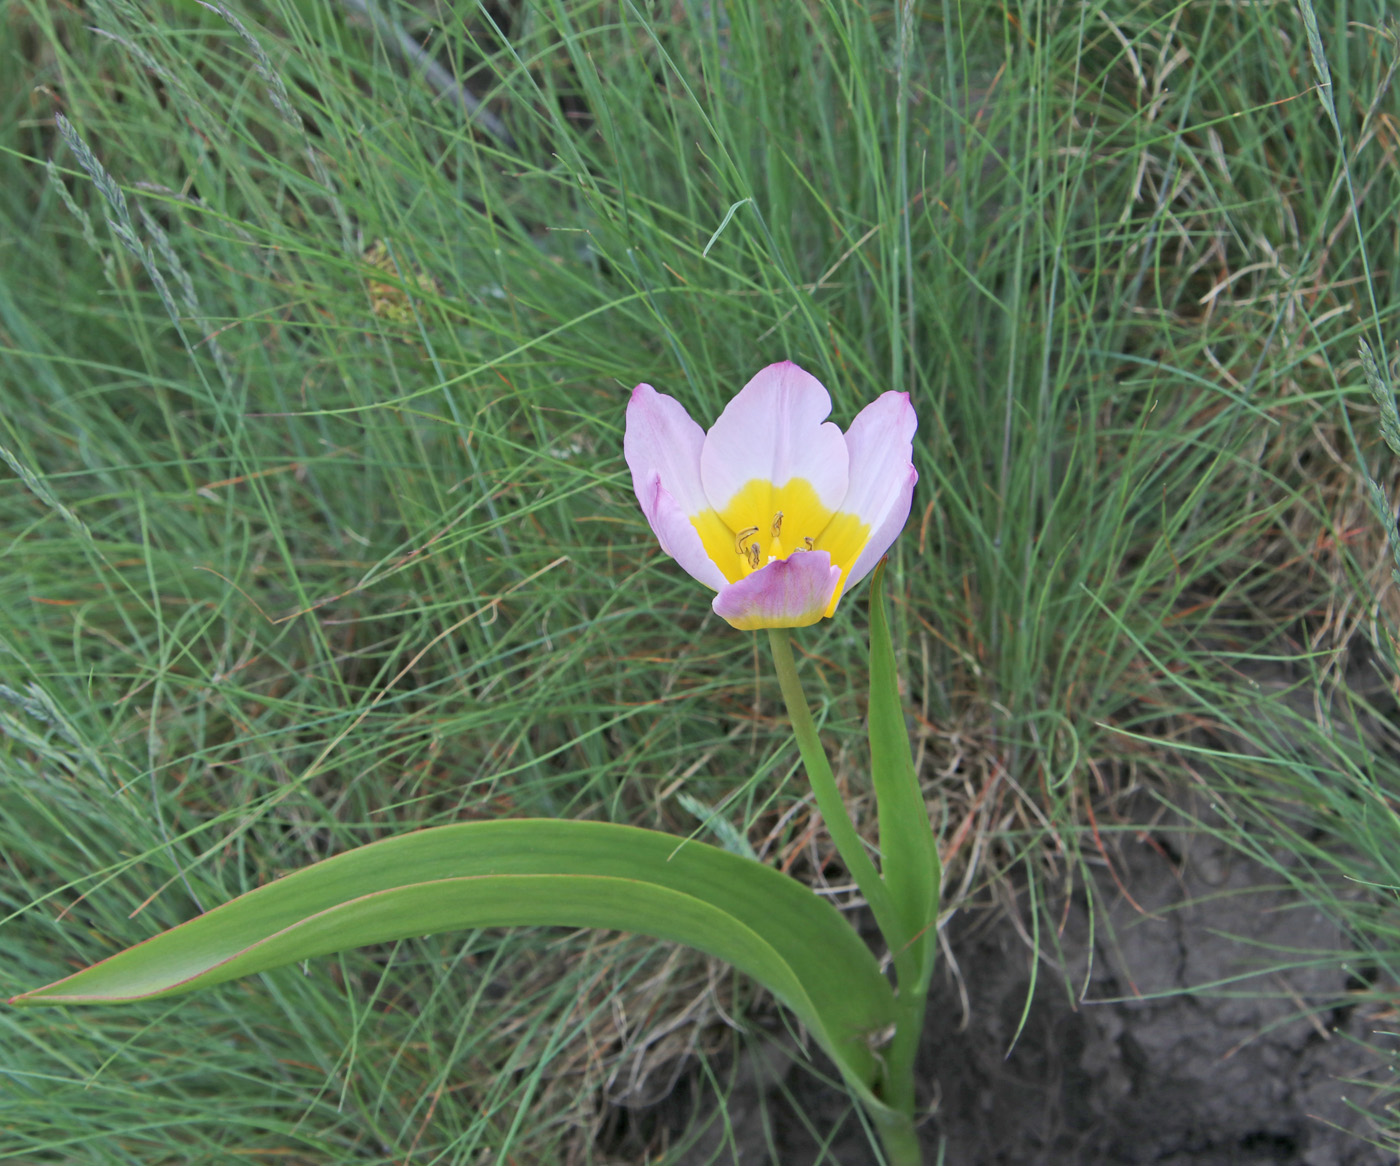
[10, 820, 897, 1102]
[868, 561, 940, 954]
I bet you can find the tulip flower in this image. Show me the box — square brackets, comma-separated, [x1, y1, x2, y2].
[625, 361, 917, 629]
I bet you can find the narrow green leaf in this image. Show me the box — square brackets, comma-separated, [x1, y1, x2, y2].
[868, 561, 940, 952]
[10, 820, 897, 1104]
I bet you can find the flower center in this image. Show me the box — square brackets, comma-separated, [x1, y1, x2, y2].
[733, 512, 819, 572]
[687, 478, 874, 614]
[719, 479, 830, 581]
[686, 478, 835, 584]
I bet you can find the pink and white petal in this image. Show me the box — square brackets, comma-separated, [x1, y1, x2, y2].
[840, 464, 918, 594]
[638, 474, 729, 591]
[840, 391, 917, 524]
[700, 362, 849, 513]
[624, 383, 711, 519]
[711, 551, 842, 630]
[831, 391, 918, 593]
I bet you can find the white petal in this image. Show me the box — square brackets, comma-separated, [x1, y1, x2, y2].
[833, 392, 918, 592]
[624, 383, 711, 519]
[636, 474, 729, 591]
[841, 465, 917, 594]
[700, 362, 849, 513]
[839, 392, 917, 526]
[625, 383, 729, 590]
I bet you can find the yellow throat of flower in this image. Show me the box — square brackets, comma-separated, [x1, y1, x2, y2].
[691, 478, 871, 610]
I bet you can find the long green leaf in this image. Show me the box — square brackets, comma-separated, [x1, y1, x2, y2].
[868, 561, 940, 951]
[10, 820, 897, 1104]
[866, 562, 942, 1119]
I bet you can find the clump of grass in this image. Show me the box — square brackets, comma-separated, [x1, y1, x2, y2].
[6, 0, 1400, 1161]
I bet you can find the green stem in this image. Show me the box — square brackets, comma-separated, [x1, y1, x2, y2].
[769, 626, 929, 1164]
[766, 629, 906, 988]
[873, 1108, 924, 1166]
[881, 937, 934, 1121]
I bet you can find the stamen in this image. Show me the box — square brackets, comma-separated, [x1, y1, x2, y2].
[747, 543, 762, 569]
[802, 537, 815, 551]
[771, 511, 784, 539]
[735, 526, 759, 555]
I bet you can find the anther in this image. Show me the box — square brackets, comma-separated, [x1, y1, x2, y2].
[771, 511, 784, 539]
[747, 543, 762, 569]
[735, 526, 759, 555]
[802, 537, 815, 551]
